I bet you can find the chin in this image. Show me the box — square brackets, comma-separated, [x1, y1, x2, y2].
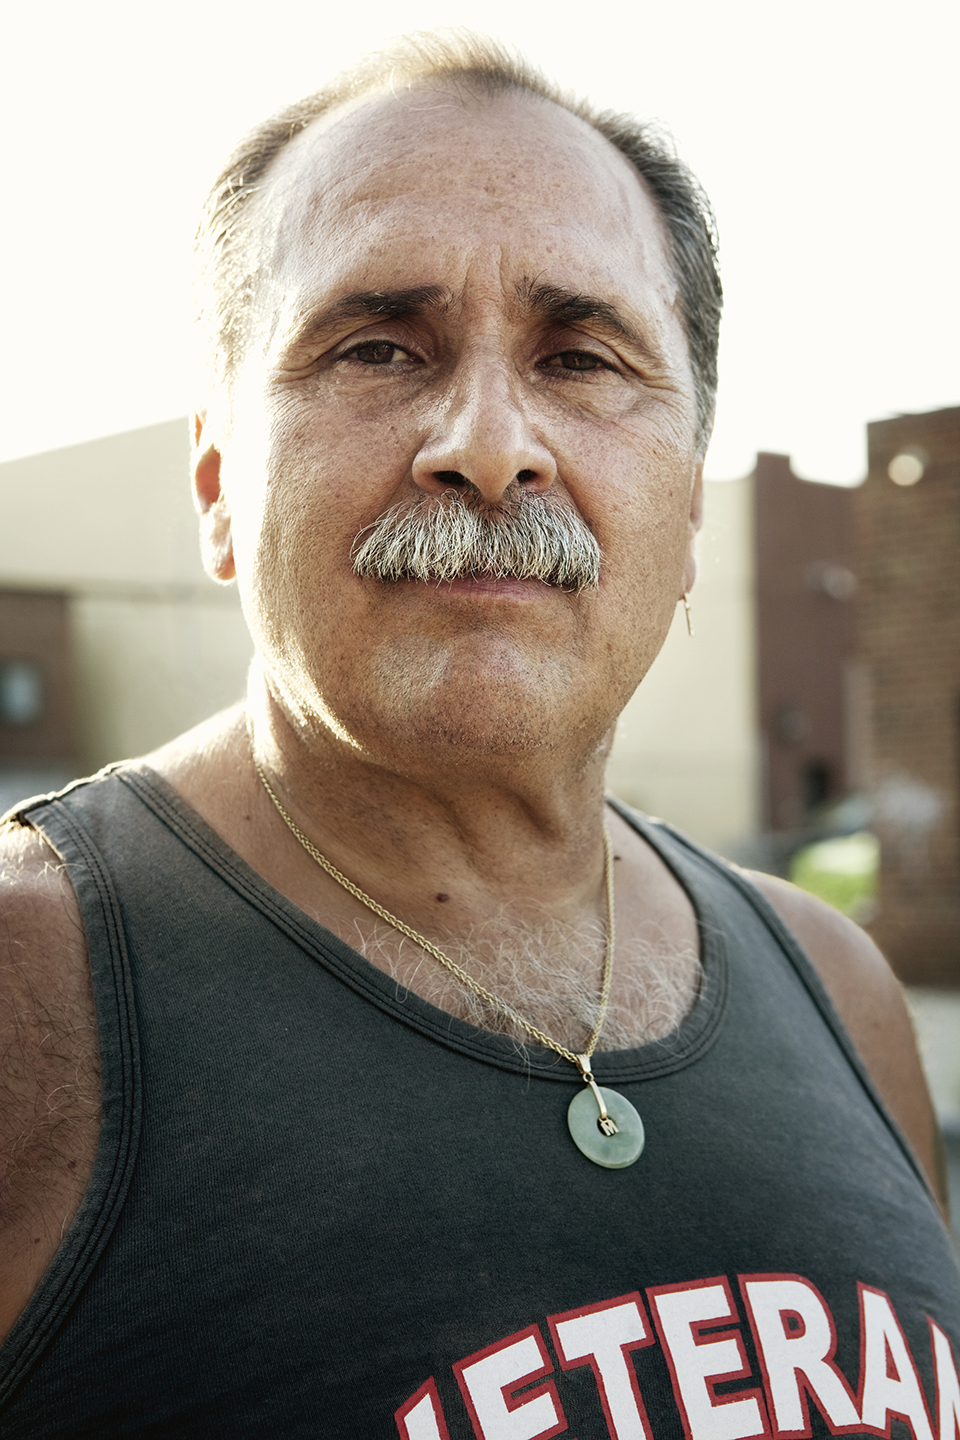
[337, 645, 578, 760]
[428, 696, 567, 753]
[374, 676, 567, 756]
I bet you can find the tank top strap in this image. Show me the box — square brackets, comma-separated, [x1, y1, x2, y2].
[0, 775, 142, 1406]
[605, 794, 932, 1198]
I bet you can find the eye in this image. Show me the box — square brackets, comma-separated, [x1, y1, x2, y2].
[543, 350, 613, 373]
[344, 340, 409, 365]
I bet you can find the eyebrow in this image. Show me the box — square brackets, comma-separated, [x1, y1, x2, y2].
[514, 280, 658, 362]
[290, 285, 450, 349]
[285, 279, 657, 362]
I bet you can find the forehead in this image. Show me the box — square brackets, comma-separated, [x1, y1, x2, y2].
[250, 85, 680, 345]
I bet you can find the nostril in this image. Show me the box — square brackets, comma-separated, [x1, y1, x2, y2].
[435, 471, 469, 486]
[516, 469, 535, 483]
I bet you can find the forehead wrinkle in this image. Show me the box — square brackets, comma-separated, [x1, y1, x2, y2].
[269, 88, 664, 261]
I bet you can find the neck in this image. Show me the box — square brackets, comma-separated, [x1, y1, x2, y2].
[247, 664, 614, 931]
[245, 681, 700, 1056]
[146, 676, 702, 1056]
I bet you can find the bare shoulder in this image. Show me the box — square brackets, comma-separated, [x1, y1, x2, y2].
[0, 816, 91, 1018]
[0, 816, 100, 1342]
[746, 869, 946, 1210]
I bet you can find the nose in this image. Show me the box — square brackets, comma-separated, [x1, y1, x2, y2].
[411, 354, 558, 504]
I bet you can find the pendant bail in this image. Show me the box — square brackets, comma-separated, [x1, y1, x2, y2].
[575, 1054, 620, 1136]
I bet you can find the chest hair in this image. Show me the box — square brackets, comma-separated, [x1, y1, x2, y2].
[356, 907, 701, 1053]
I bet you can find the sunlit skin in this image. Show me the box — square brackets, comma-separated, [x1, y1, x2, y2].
[191, 87, 703, 916]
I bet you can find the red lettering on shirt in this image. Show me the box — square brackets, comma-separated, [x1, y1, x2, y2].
[395, 1276, 954, 1440]
[648, 1276, 769, 1440]
[929, 1320, 960, 1440]
[548, 1291, 656, 1440]
[396, 1377, 452, 1440]
[453, 1324, 567, 1440]
[858, 1285, 934, 1440]
[739, 1273, 860, 1437]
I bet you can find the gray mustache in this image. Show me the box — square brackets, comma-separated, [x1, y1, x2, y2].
[351, 491, 601, 593]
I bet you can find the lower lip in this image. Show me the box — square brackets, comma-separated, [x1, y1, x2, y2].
[413, 576, 554, 600]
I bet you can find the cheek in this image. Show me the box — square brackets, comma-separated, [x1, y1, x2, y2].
[583, 449, 695, 588]
[232, 415, 346, 585]
[586, 461, 695, 662]
[245, 418, 413, 658]
[265, 392, 418, 533]
[253, 473, 345, 611]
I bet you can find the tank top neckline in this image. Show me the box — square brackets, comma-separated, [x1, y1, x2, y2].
[120, 764, 730, 1086]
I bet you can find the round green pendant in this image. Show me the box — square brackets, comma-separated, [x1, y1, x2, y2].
[567, 1086, 645, 1169]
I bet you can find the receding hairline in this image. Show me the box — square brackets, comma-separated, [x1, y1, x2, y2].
[261, 69, 628, 173]
[249, 79, 674, 283]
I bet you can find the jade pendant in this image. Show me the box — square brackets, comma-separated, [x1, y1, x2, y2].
[567, 1086, 645, 1169]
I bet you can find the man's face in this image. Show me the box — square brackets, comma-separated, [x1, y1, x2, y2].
[197, 86, 704, 768]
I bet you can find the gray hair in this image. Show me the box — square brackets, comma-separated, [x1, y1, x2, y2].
[194, 31, 722, 447]
[351, 488, 601, 592]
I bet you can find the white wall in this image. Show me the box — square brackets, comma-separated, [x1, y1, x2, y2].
[605, 475, 759, 855]
[71, 594, 252, 767]
[0, 418, 206, 588]
[0, 419, 252, 773]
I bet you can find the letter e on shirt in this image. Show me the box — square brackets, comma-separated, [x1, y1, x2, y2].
[649, 1277, 769, 1440]
[454, 1325, 567, 1440]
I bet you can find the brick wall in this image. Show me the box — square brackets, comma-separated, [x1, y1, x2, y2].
[853, 407, 960, 985]
[754, 454, 854, 830]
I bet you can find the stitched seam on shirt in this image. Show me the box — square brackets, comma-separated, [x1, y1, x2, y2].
[0, 799, 142, 1407]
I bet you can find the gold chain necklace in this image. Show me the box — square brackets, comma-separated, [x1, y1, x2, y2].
[252, 752, 646, 1169]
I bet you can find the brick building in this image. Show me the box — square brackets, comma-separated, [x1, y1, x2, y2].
[853, 406, 960, 986]
[0, 421, 251, 816]
[753, 453, 856, 831]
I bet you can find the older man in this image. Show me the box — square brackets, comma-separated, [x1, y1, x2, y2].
[1, 34, 958, 1440]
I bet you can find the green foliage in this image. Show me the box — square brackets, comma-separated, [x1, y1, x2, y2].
[789, 832, 879, 923]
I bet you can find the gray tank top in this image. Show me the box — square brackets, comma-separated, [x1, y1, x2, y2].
[0, 766, 958, 1438]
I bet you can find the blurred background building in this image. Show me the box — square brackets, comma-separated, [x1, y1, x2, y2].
[854, 408, 960, 989]
[1, 406, 958, 1236]
[0, 419, 251, 814]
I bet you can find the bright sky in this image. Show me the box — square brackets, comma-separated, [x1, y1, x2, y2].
[2, 0, 956, 482]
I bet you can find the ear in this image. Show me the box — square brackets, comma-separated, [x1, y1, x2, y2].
[192, 411, 236, 583]
[680, 461, 704, 597]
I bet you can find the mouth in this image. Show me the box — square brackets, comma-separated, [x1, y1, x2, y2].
[405, 575, 555, 600]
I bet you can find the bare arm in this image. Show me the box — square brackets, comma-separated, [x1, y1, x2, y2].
[748, 871, 947, 1213]
[0, 821, 100, 1345]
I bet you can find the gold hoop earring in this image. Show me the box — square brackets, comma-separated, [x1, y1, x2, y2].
[681, 593, 693, 637]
